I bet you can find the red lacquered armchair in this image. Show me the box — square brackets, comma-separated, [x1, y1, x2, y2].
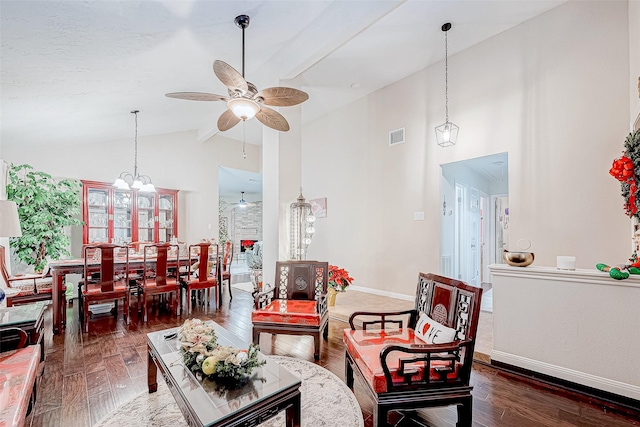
[343, 273, 482, 427]
[251, 261, 329, 360]
[0, 246, 53, 307]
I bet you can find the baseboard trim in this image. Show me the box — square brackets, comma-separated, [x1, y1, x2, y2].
[348, 285, 414, 302]
[491, 351, 640, 417]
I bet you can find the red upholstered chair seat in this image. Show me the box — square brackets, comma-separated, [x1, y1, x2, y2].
[83, 281, 128, 295]
[139, 278, 179, 289]
[6, 278, 52, 296]
[251, 300, 321, 326]
[183, 277, 216, 291]
[343, 328, 461, 393]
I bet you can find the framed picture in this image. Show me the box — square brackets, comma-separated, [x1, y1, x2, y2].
[309, 197, 327, 218]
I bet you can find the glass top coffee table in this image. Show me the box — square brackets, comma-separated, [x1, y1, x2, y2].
[147, 321, 301, 427]
[0, 301, 46, 362]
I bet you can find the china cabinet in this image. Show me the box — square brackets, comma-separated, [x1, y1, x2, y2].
[81, 180, 178, 245]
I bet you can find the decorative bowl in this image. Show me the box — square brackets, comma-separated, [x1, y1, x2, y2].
[503, 250, 535, 267]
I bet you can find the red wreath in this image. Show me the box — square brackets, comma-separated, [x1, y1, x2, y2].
[610, 156, 637, 216]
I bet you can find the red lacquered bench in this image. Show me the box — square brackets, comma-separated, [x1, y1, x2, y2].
[0, 328, 41, 427]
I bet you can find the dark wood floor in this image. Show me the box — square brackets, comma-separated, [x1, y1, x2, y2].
[27, 287, 640, 427]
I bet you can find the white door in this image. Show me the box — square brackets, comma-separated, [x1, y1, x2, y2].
[454, 183, 481, 287]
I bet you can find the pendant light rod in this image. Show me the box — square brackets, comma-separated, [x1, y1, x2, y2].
[235, 15, 250, 78]
[442, 23, 451, 123]
[132, 109, 139, 177]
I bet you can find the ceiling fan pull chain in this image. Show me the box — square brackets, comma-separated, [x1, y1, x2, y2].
[243, 121, 247, 159]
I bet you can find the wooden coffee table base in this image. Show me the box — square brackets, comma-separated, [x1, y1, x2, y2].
[147, 334, 301, 427]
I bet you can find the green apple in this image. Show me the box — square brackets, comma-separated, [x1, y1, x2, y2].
[201, 356, 218, 375]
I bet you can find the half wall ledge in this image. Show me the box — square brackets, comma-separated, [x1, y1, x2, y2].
[489, 264, 640, 405]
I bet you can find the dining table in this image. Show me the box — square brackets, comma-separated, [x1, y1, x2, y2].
[48, 253, 216, 334]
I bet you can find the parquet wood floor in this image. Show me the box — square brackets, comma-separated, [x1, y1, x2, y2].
[27, 289, 640, 427]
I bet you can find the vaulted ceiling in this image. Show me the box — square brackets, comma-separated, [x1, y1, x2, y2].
[1, 0, 565, 150]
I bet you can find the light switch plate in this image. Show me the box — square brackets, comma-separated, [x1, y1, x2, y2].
[413, 211, 425, 221]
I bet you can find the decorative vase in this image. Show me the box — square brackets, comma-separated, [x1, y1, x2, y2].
[327, 287, 338, 307]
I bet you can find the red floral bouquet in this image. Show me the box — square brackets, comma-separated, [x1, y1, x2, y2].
[241, 240, 255, 251]
[328, 265, 353, 292]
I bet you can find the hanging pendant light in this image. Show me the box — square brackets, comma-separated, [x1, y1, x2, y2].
[113, 110, 156, 192]
[435, 23, 459, 148]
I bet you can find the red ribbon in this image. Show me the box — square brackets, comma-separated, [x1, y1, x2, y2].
[610, 156, 637, 215]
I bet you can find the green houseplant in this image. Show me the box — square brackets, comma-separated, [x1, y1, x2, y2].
[6, 164, 83, 272]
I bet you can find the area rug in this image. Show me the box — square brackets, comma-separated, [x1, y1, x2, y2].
[231, 281, 254, 293]
[94, 355, 363, 427]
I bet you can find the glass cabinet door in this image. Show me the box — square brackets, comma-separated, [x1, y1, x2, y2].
[113, 190, 132, 244]
[87, 188, 109, 243]
[138, 193, 155, 243]
[158, 194, 175, 242]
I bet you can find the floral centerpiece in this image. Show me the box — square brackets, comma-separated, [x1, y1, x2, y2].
[177, 319, 265, 385]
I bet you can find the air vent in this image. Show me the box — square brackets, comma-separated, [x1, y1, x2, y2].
[389, 127, 405, 146]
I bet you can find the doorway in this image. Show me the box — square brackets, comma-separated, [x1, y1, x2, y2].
[218, 166, 263, 274]
[440, 153, 509, 291]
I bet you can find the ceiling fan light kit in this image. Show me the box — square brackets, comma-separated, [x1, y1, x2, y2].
[435, 22, 459, 148]
[228, 98, 260, 121]
[166, 14, 308, 132]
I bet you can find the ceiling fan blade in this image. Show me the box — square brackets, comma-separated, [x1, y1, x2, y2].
[217, 109, 241, 131]
[255, 87, 309, 107]
[165, 92, 228, 102]
[255, 107, 290, 132]
[213, 60, 248, 94]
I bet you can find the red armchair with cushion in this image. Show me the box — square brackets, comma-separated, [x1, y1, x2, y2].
[251, 261, 329, 360]
[344, 273, 482, 427]
[1, 246, 53, 307]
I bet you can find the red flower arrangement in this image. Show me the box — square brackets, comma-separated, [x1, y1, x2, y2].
[328, 265, 353, 292]
[241, 240, 255, 250]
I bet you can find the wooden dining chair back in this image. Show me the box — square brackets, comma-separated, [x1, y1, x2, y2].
[138, 242, 180, 322]
[182, 242, 219, 314]
[221, 241, 233, 298]
[0, 245, 53, 307]
[251, 261, 329, 359]
[343, 273, 483, 426]
[79, 243, 130, 333]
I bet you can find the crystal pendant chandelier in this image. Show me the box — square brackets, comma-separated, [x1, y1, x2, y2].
[289, 189, 316, 260]
[435, 23, 459, 147]
[113, 110, 156, 192]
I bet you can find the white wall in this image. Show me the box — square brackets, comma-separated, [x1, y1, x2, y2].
[303, 1, 631, 295]
[2, 130, 260, 256]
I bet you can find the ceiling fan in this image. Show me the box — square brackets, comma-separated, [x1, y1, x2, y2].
[166, 15, 309, 132]
[233, 191, 257, 209]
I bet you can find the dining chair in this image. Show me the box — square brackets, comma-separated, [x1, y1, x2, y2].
[181, 242, 219, 314]
[0, 246, 53, 307]
[138, 242, 181, 322]
[221, 241, 233, 299]
[79, 243, 130, 333]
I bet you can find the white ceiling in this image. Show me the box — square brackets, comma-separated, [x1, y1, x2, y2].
[0, 0, 565, 150]
[218, 166, 262, 200]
